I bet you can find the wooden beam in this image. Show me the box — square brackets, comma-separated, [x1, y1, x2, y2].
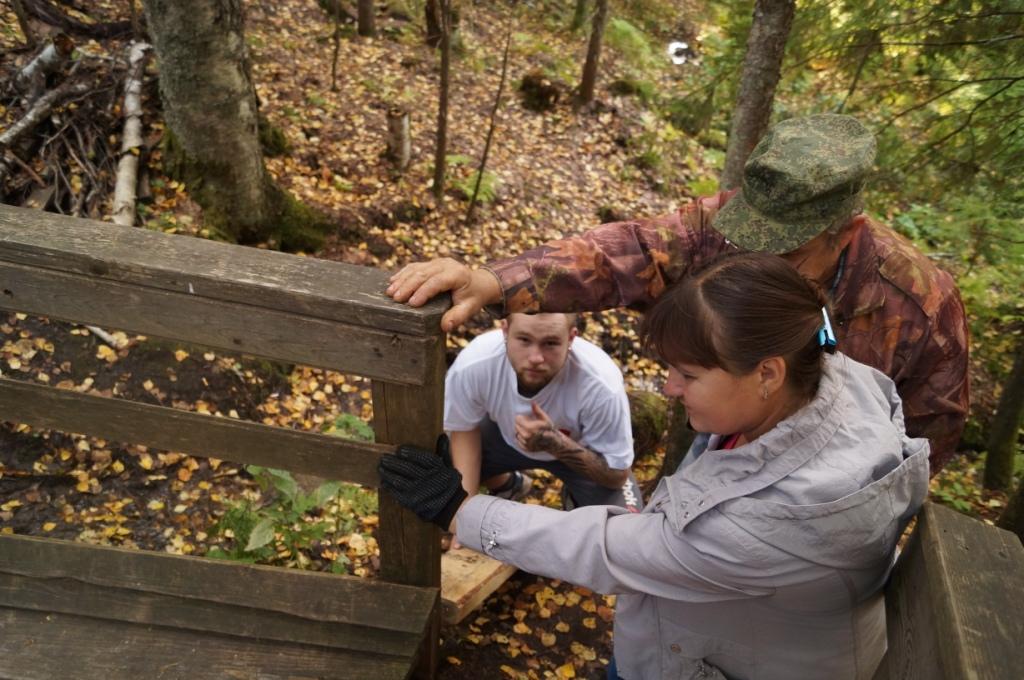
[874, 502, 1024, 680]
[0, 377, 388, 487]
[0, 203, 447, 335]
[0, 572, 420, 657]
[441, 547, 517, 624]
[0, 259, 440, 385]
[373, 334, 446, 679]
[0, 607, 415, 680]
[0, 534, 437, 633]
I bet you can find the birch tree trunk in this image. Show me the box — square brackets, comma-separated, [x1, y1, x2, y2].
[720, 0, 795, 190]
[142, 0, 329, 248]
[111, 41, 150, 227]
[577, 0, 608, 107]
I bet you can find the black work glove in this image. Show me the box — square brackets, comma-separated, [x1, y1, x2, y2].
[378, 435, 468, 531]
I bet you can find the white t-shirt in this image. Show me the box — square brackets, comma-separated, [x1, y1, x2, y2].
[444, 329, 634, 469]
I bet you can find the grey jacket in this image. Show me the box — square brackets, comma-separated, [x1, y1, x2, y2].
[456, 354, 929, 680]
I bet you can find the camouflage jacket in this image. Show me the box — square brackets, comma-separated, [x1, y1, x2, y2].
[486, 192, 970, 472]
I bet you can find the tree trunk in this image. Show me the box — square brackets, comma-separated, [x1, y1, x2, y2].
[425, 0, 441, 48]
[998, 479, 1024, 545]
[142, 0, 329, 249]
[720, 0, 795, 190]
[984, 345, 1024, 491]
[571, 0, 588, 32]
[357, 0, 375, 38]
[576, 0, 608, 107]
[466, 22, 513, 223]
[12, 0, 37, 47]
[111, 41, 150, 227]
[431, 0, 451, 200]
[386, 105, 411, 172]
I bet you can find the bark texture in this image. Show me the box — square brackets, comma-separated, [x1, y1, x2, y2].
[984, 346, 1024, 491]
[577, 0, 609, 106]
[720, 0, 795, 190]
[431, 0, 451, 200]
[111, 41, 150, 227]
[142, 0, 329, 248]
[357, 0, 375, 37]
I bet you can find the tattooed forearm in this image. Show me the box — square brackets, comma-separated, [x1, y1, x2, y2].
[525, 427, 627, 489]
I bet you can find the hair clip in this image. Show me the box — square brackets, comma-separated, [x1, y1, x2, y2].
[818, 307, 837, 354]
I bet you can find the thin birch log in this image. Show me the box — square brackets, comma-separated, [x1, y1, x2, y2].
[111, 41, 150, 227]
[465, 22, 513, 223]
[14, 34, 75, 104]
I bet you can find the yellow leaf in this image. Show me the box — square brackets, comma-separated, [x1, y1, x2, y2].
[513, 622, 532, 635]
[581, 599, 597, 612]
[147, 500, 165, 511]
[1, 500, 22, 511]
[174, 349, 189, 362]
[445, 657, 462, 666]
[42, 522, 57, 531]
[7, 358, 21, 370]
[555, 663, 576, 678]
[541, 632, 557, 647]
[555, 621, 570, 633]
[499, 666, 517, 678]
[571, 641, 597, 661]
[139, 454, 154, 470]
[96, 344, 118, 363]
[582, 617, 597, 629]
[112, 460, 125, 473]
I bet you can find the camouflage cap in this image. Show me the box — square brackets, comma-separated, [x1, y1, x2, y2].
[712, 114, 877, 253]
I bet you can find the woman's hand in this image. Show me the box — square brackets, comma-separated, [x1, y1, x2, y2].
[377, 436, 468, 532]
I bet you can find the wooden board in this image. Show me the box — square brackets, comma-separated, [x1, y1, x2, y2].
[0, 259, 439, 385]
[440, 547, 518, 624]
[0, 203, 448, 335]
[0, 534, 439, 679]
[0, 376, 389, 487]
[873, 501, 1024, 680]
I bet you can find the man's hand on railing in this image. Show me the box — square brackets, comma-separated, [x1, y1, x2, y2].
[386, 258, 502, 332]
[378, 435, 468, 532]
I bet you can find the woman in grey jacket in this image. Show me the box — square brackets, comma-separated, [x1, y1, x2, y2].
[380, 252, 929, 680]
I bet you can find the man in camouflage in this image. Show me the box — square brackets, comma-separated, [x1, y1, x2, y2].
[388, 114, 969, 472]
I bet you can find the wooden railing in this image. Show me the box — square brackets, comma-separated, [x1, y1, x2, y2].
[0, 203, 448, 679]
[873, 501, 1024, 680]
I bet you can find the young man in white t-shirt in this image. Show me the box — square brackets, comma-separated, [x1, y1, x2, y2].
[444, 313, 640, 517]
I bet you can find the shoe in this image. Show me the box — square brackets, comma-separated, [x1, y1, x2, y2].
[493, 470, 533, 501]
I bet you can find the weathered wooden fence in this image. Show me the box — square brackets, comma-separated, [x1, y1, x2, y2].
[0, 204, 447, 679]
[873, 501, 1024, 680]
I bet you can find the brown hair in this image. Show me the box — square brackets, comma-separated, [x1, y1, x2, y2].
[641, 252, 831, 401]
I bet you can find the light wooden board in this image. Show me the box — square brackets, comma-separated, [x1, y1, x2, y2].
[440, 547, 518, 624]
[0, 203, 448, 335]
[0, 376, 389, 487]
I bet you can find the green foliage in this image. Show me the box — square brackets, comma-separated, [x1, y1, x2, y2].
[453, 170, 500, 203]
[609, 77, 658, 106]
[207, 466, 344, 567]
[324, 413, 375, 442]
[605, 18, 657, 73]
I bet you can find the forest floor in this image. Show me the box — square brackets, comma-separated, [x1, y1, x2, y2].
[0, 2, 1010, 679]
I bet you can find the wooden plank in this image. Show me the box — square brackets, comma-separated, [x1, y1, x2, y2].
[0, 203, 447, 336]
[0, 259, 438, 385]
[0, 607, 414, 680]
[0, 534, 437, 634]
[0, 377, 389, 487]
[0, 571, 421, 657]
[440, 547, 517, 624]
[874, 502, 1024, 680]
[373, 337, 446, 679]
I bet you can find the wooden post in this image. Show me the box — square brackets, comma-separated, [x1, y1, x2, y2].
[373, 334, 446, 678]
